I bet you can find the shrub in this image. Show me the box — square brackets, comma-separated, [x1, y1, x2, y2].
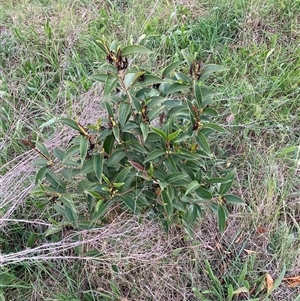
[30, 40, 243, 237]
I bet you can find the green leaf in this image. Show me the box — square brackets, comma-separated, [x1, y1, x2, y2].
[181, 48, 194, 66]
[150, 126, 167, 140]
[104, 75, 118, 97]
[207, 177, 231, 184]
[224, 195, 244, 205]
[54, 148, 65, 162]
[32, 158, 48, 167]
[185, 181, 200, 195]
[168, 129, 182, 142]
[45, 170, 66, 191]
[36, 142, 50, 158]
[124, 72, 138, 88]
[63, 145, 80, 162]
[112, 126, 120, 143]
[129, 93, 142, 112]
[204, 123, 226, 133]
[104, 100, 114, 117]
[196, 132, 211, 155]
[90, 73, 108, 83]
[129, 140, 148, 154]
[161, 190, 173, 219]
[61, 195, 78, 228]
[58, 118, 81, 131]
[166, 82, 190, 94]
[140, 122, 148, 142]
[114, 167, 131, 183]
[122, 195, 138, 213]
[187, 205, 197, 226]
[217, 205, 226, 233]
[200, 64, 228, 81]
[106, 149, 126, 166]
[144, 149, 165, 163]
[165, 172, 188, 184]
[203, 107, 218, 116]
[194, 81, 202, 107]
[162, 60, 184, 78]
[147, 96, 165, 108]
[80, 137, 89, 165]
[103, 134, 115, 155]
[147, 106, 164, 122]
[121, 45, 152, 56]
[119, 102, 131, 127]
[138, 74, 165, 86]
[219, 170, 235, 195]
[92, 201, 110, 221]
[35, 166, 47, 185]
[93, 154, 103, 183]
[81, 158, 94, 174]
[195, 186, 212, 199]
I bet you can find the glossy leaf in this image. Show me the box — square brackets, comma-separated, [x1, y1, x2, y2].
[53, 148, 64, 162]
[200, 64, 228, 81]
[195, 186, 212, 199]
[219, 170, 235, 195]
[150, 126, 167, 140]
[122, 195, 138, 213]
[181, 48, 194, 66]
[91, 73, 108, 83]
[36, 142, 50, 158]
[162, 60, 184, 78]
[124, 72, 138, 88]
[185, 181, 200, 195]
[112, 126, 120, 143]
[139, 74, 164, 86]
[147, 106, 164, 122]
[62, 195, 78, 228]
[121, 45, 152, 56]
[144, 149, 165, 163]
[224, 195, 244, 205]
[104, 100, 114, 117]
[167, 82, 190, 94]
[204, 123, 226, 133]
[168, 129, 182, 142]
[93, 154, 103, 183]
[194, 81, 202, 107]
[106, 149, 126, 166]
[140, 122, 148, 142]
[129, 93, 142, 112]
[103, 134, 115, 155]
[45, 170, 66, 191]
[35, 166, 47, 185]
[217, 205, 226, 233]
[119, 102, 131, 127]
[196, 132, 211, 155]
[104, 75, 118, 97]
[58, 118, 81, 131]
[161, 190, 173, 219]
[207, 177, 231, 184]
[80, 137, 89, 165]
[165, 172, 188, 184]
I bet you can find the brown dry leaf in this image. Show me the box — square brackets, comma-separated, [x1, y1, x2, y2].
[226, 113, 235, 123]
[256, 226, 267, 233]
[283, 276, 300, 288]
[266, 273, 274, 293]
